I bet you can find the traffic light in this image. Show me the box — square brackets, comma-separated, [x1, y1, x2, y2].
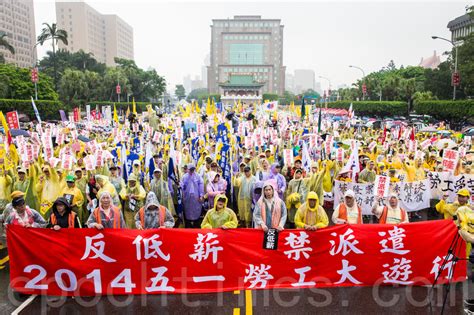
[362, 83, 367, 95]
[452, 72, 460, 87]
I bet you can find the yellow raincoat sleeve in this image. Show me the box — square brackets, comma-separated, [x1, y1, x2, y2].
[402, 161, 415, 182]
[223, 209, 238, 228]
[74, 188, 84, 207]
[136, 185, 146, 201]
[119, 186, 129, 200]
[435, 200, 457, 219]
[316, 207, 329, 228]
[322, 160, 334, 192]
[201, 211, 213, 229]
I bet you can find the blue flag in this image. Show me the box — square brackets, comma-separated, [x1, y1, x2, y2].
[168, 157, 183, 217]
[218, 144, 232, 194]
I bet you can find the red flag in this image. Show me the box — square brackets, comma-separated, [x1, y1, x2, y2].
[410, 127, 415, 141]
[382, 125, 387, 144]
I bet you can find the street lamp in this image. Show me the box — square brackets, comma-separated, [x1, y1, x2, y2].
[349, 65, 370, 100]
[432, 35, 458, 100]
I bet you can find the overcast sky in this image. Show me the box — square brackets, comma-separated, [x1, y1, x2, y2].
[34, 0, 473, 92]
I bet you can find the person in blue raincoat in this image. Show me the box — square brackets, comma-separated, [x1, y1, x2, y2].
[180, 163, 204, 228]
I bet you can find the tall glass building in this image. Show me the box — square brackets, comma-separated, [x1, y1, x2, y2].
[207, 15, 285, 100]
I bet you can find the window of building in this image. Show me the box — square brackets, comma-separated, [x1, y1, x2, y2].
[229, 43, 263, 65]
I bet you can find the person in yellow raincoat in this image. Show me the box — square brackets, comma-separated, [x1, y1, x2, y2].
[285, 169, 308, 228]
[233, 165, 257, 227]
[95, 175, 121, 208]
[436, 188, 472, 220]
[294, 191, 329, 230]
[403, 158, 426, 182]
[201, 194, 238, 229]
[61, 174, 85, 223]
[13, 167, 29, 193]
[0, 167, 12, 215]
[150, 168, 175, 216]
[120, 173, 146, 228]
[36, 165, 61, 217]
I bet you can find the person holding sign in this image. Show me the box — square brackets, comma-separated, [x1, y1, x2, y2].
[372, 194, 409, 224]
[436, 188, 472, 220]
[36, 165, 61, 218]
[86, 191, 126, 229]
[120, 173, 146, 228]
[332, 190, 363, 225]
[135, 192, 174, 229]
[253, 180, 287, 232]
[294, 191, 328, 230]
[201, 194, 238, 229]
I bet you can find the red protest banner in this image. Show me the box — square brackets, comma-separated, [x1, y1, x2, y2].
[7, 221, 465, 296]
[6, 111, 20, 129]
[73, 107, 80, 122]
[442, 149, 459, 173]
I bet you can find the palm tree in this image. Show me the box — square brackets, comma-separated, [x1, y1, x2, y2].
[75, 49, 94, 70]
[37, 23, 68, 90]
[0, 32, 15, 63]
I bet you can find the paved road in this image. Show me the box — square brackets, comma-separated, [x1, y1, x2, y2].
[1, 264, 470, 315]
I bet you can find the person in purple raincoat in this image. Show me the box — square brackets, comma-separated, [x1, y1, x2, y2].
[180, 163, 204, 228]
[269, 163, 286, 200]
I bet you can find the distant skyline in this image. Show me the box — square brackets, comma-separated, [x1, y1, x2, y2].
[34, 0, 472, 92]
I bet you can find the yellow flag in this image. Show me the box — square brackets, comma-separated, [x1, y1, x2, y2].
[132, 97, 137, 115]
[206, 97, 212, 116]
[196, 101, 200, 113]
[113, 103, 119, 124]
[125, 105, 130, 119]
[0, 111, 9, 137]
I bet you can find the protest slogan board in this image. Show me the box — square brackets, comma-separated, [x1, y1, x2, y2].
[7, 221, 465, 296]
[428, 172, 474, 203]
[334, 179, 431, 215]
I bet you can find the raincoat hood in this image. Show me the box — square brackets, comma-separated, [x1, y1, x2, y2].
[95, 175, 110, 186]
[207, 171, 219, 183]
[213, 194, 228, 211]
[306, 191, 319, 212]
[144, 192, 161, 211]
[52, 197, 72, 216]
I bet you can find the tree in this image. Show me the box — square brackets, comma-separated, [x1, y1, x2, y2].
[457, 32, 474, 96]
[114, 58, 166, 101]
[424, 61, 453, 100]
[175, 84, 186, 99]
[72, 49, 95, 70]
[0, 63, 57, 100]
[59, 69, 87, 102]
[282, 90, 297, 105]
[186, 88, 208, 102]
[100, 67, 130, 102]
[37, 23, 68, 90]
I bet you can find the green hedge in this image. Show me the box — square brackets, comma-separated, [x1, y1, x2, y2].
[0, 99, 64, 121]
[413, 100, 474, 123]
[325, 101, 408, 116]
